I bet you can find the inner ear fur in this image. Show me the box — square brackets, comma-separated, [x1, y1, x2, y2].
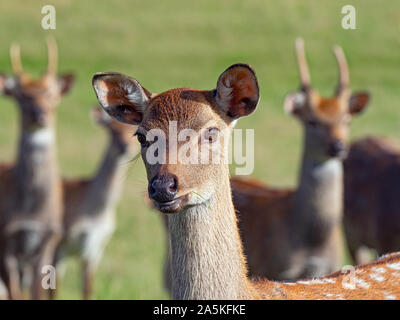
[59, 74, 75, 95]
[92, 72, 152, 125]
[284, 91, 307, 116]
[215, 63, 260, 119]
[349, 91, 370, 115]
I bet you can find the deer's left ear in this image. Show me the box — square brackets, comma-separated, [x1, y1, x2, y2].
[59, 74, 75, 95]
[215, 63, 260, 119]
[349, 91, 370, 115]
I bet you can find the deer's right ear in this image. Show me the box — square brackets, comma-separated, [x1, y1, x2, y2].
[0, 74, 16, 96]
[283, 92, 307, 116]
[215, 64, 260, 119]
[92, 73, 151, 125]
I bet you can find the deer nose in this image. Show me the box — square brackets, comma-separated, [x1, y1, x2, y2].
[149, 173, 178, 203]
[32, 109, 45, 125]
[328, 140, 346, 157]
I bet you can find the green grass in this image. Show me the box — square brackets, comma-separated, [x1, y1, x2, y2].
[0, 0, 399, 299]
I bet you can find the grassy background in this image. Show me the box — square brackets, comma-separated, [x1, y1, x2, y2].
[0, 0, 399, 299]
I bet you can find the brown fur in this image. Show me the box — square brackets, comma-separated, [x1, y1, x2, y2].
[344, 136, 400, 264]
[253, 252, 400, 300]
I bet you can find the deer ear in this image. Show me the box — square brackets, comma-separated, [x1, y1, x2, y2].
[349, 92, 370, 115]
[215, 64, 260, 119]
[0, 74, 16, 96]
[283, 92, 307, 116]
[59, 74, 75, 95]
[92, 72, 151, 125]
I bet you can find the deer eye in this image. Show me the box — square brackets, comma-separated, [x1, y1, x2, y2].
[203, 128, 219, 144]
[135, 132, 149, 147]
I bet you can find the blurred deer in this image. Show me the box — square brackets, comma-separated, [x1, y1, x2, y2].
[0, 39, 74, 299]
[344, 136, 400, 265]
[50, 107, 138, 300]
[231, 39, 370, 280]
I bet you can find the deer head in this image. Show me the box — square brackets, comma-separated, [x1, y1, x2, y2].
[92, 64, 259, 213]
[91, 106, 137, 154]
[0, 38, 75, 129]
[284, 38, 370, 160]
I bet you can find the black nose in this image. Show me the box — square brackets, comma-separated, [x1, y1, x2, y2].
[115, 139, 128, 154]
[149, 173, 178, 203]
[32, 109, 45, 125]
[328, 140, 346, 157]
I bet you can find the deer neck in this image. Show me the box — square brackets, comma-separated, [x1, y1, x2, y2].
[293, 130, 343, 244]
[168, 168, 252, 300]
[15, 121, 59, 213]
[82, 139, 130, 215]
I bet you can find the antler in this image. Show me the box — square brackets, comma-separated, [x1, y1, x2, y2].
[333, 45, 349, 96]
[10, 43, 23, 75]
[295, 38, 311, 89]
[46, 36, 58, 75]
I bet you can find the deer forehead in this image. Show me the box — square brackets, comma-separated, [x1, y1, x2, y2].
[309, 92, 348, 123]
[141, 88, 227, 132]
[19, 78, 60, 100]
[20, 74, 54, 88]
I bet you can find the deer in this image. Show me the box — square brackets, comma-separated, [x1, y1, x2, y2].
[343, 136, 400, 265]
[92, 62, 400, 299]
[229, 39, 370, 281]
[50, 107, 138, 300]
[0, 39, 75, 299]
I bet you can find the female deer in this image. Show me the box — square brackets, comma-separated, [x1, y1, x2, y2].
[92, 63, 400, 299]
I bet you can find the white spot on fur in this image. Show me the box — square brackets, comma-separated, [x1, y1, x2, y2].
[371, 267, 386, 274]
[384, 292, 396, 300]
[353, 277, 370, 289]
[342, 281, 355, 290]
[370, 273, 385, 282]
[323, 278, 336, 284]
[387, 262, 400, 270]
[298, 280, 312, 285]
[342, 276, 370, 290]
